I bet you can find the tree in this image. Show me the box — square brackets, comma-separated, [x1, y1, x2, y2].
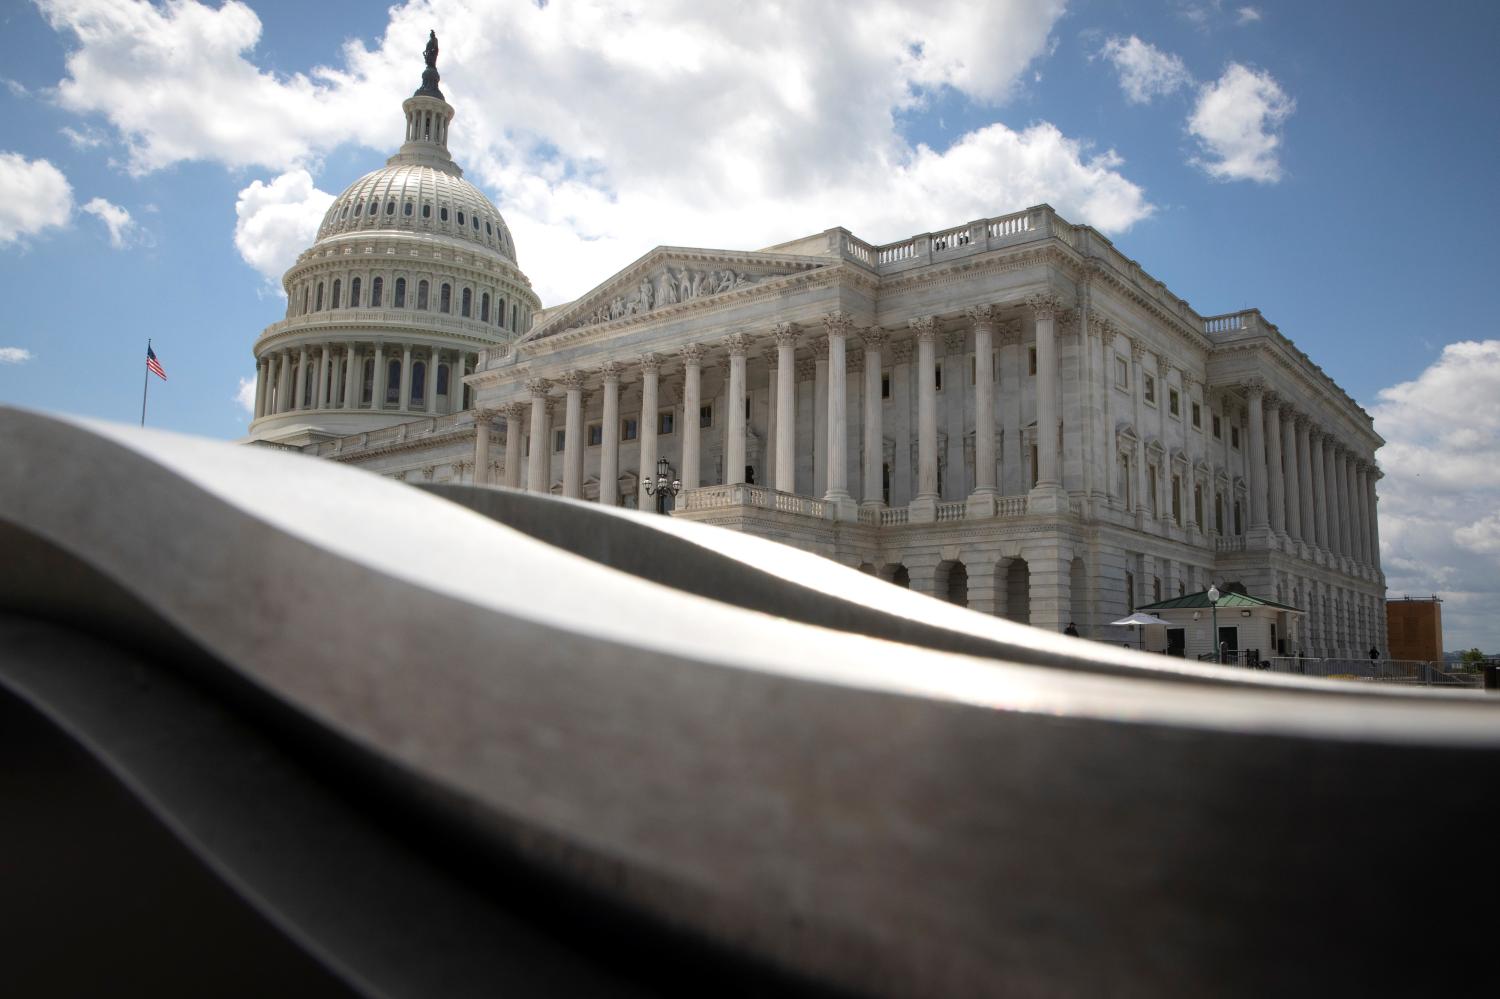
[1458, 648, 1486, 669]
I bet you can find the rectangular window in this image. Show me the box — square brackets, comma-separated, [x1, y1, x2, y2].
[699, 404, 713, 428]
[658, 410, 674, 436]
[968, 356, 976, 385]
[1172, 474, 1182, 524]
[1169, 388, 1180, 417]
[1231, 426, 1240, 449]
[1115, 356, 1128, 388]
[1144, 373, 1156, 405]
[934, 364, 943, 391]
[1154, 577, 1162, 603]
[1212, 413, 1222, 439]
[881, 373, 891, 399]
[622, 418, 638, 441]
[586, 422, 602, 447]
[554, 428, 566, 452]
[1029, 347, 1038, 376]
[1194, 484, 1204, 527]
[1148, 465, 1159, 518]
[745, 397, 751, 420]
[1192, 402, 1202, 429]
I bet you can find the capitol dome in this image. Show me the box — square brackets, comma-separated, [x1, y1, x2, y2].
[247, 31, 540, 445]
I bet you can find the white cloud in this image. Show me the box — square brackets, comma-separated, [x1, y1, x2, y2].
[0, 152, 73, 246]
[1236, 7, 1263, 25]
[235, 374, 257, 414]
[61, 123, 108, 148]
[0, 347, 35, 364]
[1187, 63, 1294, 183]
[1098, 36, 1193, 104]
[43, 0, 1154, 304]
[1373, 340, 1500, 653]
[81, 196, 137, 248]
[233, 169, 335, 289]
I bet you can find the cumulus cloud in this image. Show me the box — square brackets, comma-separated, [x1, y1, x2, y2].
[1236, 7, 1263, 25]
[0, 347, 35, 364]
[1187, 63, 1294, 183]
[1098, 36, 1193, 104]
[1373, 340, 1500, 652]
[235, 374, 257, 414]
[233, 169, 335, 289]
[42, 0, 1154, 304]
[81, 196, 137, 248]
[0, 152, 73, 246]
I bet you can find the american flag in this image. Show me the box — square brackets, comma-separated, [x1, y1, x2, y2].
[146, 344, 167, 381]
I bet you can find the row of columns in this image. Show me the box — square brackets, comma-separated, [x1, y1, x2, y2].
[478, 300, 1065, 516]
[254, 343, 472, 421]
[1242, 380, 1381, 569]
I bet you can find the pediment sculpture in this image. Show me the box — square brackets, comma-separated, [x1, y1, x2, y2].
[567, 265, 776, 331]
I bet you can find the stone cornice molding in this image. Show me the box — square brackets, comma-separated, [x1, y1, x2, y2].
[771, 322, 800, 348]
[525, 377, 552, 398]
[909, 316, 937, 341]
[823, 311, 854, 338]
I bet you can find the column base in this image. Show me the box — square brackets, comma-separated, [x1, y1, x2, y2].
[1026, 485, 1069, 516]
[908, 495, 938, 523]
[823, 492, 859, 522]
[966, 489, 998, 519]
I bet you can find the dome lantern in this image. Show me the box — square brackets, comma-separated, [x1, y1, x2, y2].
[390, 30, 460, 176]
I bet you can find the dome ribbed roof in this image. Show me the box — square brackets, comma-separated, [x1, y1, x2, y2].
[315, 163, 518, 263]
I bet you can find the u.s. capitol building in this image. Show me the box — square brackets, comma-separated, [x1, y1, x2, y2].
[248, 41, 1386, 657]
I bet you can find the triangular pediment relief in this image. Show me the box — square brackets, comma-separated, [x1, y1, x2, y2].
[524, 245, 835, 343]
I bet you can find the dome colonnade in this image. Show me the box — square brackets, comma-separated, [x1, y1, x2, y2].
[249, 31, 539, 441]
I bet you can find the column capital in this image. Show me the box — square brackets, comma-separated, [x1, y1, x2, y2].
[771, 322, 799, 348]
[723, 332, 751, 357]
[861, 328, 889, 350]
[1292, 412, 1310, 431]
[473, 408, 497, 424]
[1088, 314, 1112, 341]
[502, 401, 527, 421]
[525, 377, 552, 398]
[1183, 372, 1200, 394]
[599, 360, 623, 383]
[638, 352, 662, 374]
[558, 369, 586, 392]
[1055, 310, 1080, 342]
[1131, 341, 1147, 363]
[822, 311, 854, 338]
[679, 342, 706, 364]
[908, 315, 937, 341]
[1241, 375, 1266, 397]
[1026, 292, 1065, 320]
[965, 305, 998, 330]
[1263, 389, 1282, 411]
[890, 339, 914, 364]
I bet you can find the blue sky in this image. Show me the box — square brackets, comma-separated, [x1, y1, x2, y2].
[2, 0, 1498, 650]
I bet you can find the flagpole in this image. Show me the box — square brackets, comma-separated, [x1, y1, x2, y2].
[141, 338, 151, 427]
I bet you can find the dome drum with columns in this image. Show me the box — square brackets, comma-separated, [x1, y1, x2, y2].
[248, 34, 539, 445]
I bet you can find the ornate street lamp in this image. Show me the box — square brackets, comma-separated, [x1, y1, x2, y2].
[1208, 583, 1221, 664]
[643, 456, 681, 515]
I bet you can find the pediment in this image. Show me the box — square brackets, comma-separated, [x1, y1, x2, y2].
[525, 245, 834, 342]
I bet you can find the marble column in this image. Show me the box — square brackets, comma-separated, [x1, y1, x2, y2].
[764, 347, 779, 492]
[293, 346, 309, 412]
[526, 378, 551, 493]
[342, 343, 359, 410]
[773, 324, 797, 493]
[1245, 380, 1268, 532]
[398, 344, 414, 411]
[1344, 453, 1362, 564]
[1296, 417, 1315, 545]
[472, 409, 491, 487]
[371, 344, 385, 410]
[503, 402, 526, 489]
[254, 358, 269, 419]
[1322, 439, 1340, 555]
[726, 333, 749, 486]
[561, 370, 585, 499]
[812, 337, 829, 497]
[1367, 469, 1383, 572]
[968, 306, 998, 513]
[1264, 394, 1286, 537]
[679, 344, 704, 490]
[450, 353, 467, 414]
[822, 314, 852, 509]
[1281, 407, 1301, 541]
[911, 316, 939, 518]
[638, 354, 661, 508]
[598, 362, 621, 505]
[1028, 293, 1064, 504]
[316, 345, 330, 409]
[862, 328, 887, 508]
[425, 348, 441, 414]
[1309, 431, 1328, 550]
[1332, 444, 1350, 557]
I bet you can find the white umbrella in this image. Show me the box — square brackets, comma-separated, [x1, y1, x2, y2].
[1110, 612, 1173, 649]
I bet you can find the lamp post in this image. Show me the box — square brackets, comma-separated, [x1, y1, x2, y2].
[1208, 583, 1221, 664]
[643, 456, 681, 515]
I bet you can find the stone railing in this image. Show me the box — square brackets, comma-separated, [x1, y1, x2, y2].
[677, 483, 826, 518]
[997, 496, 1028, 517]
[936, 501, 968, 522]
[1203, 310, 1262, 335]
[309, 412, 472, 457]
[880, 506, 909, 526]
[1216, 535, 1247, 553]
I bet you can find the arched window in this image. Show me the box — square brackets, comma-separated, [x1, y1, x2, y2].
[370, 276, 383, 307]
[437, 364, 450, 397]
[368, 200, 378, 217]
[472, 215, 479, 230]
[404, 202, 413, 216]
[353, 202, 362, 217]
[480, 292, 490, 323]
[331, 279, 342, 309]
[341, 204, 350, 218]
[385, 201, 395, 215]
[460, 287, 472, 317]
[440, 283, 452, 314]
[485, 221, 492, 235]
[422, 203, 431, 219]
[362, 359, 374, 406]
[394, 277, 406, 308]
[439, 206, 449, 222]
[411, 361, 427, 405]
[350, 277, 361, 308]
[457, 211, 465, 227]
[301, 287, 309, 315]
[417, 280, 429, 310]
[496, 297, 506, 325]
[386, 359, 401, 406]
[315, 282, 324, 310]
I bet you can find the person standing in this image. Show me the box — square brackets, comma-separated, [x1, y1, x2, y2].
[1064, 622, 1080, 637]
